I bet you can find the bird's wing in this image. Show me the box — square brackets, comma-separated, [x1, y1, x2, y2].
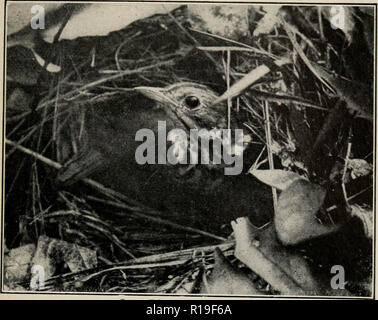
[56, 149, 105, 186]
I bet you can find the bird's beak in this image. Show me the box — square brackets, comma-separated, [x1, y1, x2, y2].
[133, 86, 179, 108]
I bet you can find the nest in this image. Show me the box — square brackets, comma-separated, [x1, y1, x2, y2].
[5, 5, 373, 295]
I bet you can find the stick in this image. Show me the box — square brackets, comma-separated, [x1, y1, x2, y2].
[263, 101, 278, 214]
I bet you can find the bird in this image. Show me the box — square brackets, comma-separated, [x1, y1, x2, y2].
[56, 82, 273, 232]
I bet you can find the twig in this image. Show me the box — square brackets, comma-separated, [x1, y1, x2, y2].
[226, 49, 231, 129]
[6, 138, 61, 169]
[52, 73, 62, 143]
[347, 185, 373, 202]
[190, 28, 277, 58]
[114, 31, 142, 71]
[6, 60, 177, 123]
[6, 118, 25, 138]
[87, 197, 227, 242]
[41, 242, 234, 287]
[342, 129, 353, 207]
[317, 7, 325, 41]
[263, 101, 278, 214]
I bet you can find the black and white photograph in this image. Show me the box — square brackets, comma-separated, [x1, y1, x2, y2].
[1, 1, 376, 298]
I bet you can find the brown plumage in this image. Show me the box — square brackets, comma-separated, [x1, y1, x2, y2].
[56, 82, 272, 231]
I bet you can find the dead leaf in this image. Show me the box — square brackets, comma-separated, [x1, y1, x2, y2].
[7, 88, 32, 116]
[321, 6, 355, 43]
[32, 49, 61, 73]
[32, 235, 97, 280]
[351, 205, 373, 239]
[231, 217, 307, 295]
[253, 5, 282, 36]
[275, 179, 338, 245]
[250, 169, 303, 191]
[200, 248, 262, 295]
[4, 244, 36, 287]
[188, 4, 251, 40]
[348, 159, 373, 179]
[232, 218, 321, 294]
[232, 217, 352, 296]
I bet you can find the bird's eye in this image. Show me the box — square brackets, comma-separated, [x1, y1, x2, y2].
[184, 95, 201, 109]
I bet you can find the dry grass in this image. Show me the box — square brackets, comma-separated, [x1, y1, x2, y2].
[5, 5, 373, 294]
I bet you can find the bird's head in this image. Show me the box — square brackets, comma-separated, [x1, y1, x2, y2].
[133, 82, 230, 130]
